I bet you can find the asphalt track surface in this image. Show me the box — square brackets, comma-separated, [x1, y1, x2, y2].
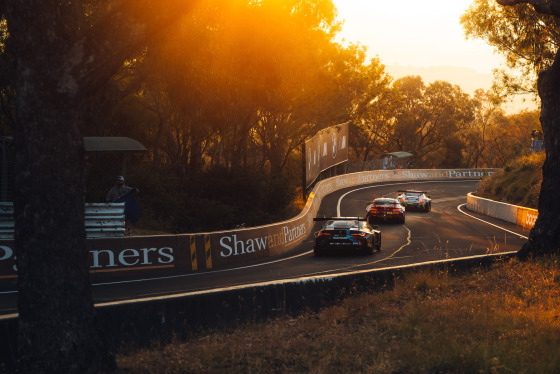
[0, 179, 529, 317]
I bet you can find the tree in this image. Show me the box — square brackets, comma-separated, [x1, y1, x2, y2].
[350, 57, 396, 162]
[129, 0, 344, 180]
[461, 0, 560, 98]
[3, 0, 200, 372]
[0, 18, 15, 138]
[492, 0, 560, 258]
[389, 77, 474, 167]
[463, 89, 504, 168]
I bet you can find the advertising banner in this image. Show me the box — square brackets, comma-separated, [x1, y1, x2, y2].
[0, 236, 190, 286]
[305, 122, 349, 187]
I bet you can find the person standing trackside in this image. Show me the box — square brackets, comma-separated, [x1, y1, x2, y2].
[106, 175, 138, 203]
[106, 176, 141, 228]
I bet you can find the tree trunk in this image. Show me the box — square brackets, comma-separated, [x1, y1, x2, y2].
[519, 50, 560, 258]
[14, 100, 115, 374]
[5, 0, 200, 371]
[9, 21, 116, 374]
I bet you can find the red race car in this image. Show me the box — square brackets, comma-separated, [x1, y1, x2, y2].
[366, 198, 406, 224]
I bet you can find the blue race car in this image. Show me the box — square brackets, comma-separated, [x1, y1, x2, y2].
[313, 217, 381, 256]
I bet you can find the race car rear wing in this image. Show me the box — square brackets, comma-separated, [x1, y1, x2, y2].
[397, 190, 427, 194]
[313, 217, 366, 222]
[313, 216, 378, 230]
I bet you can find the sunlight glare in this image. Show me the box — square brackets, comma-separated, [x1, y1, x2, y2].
[332, 0, 503, 74]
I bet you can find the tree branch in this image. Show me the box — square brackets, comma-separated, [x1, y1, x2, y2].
[65, 0, 201, 97]
[497, 0, 560, 17]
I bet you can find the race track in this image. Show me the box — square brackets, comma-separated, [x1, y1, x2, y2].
[0, 180, 528, 317]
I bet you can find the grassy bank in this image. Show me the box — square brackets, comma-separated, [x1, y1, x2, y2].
[476, 152, 544, 209]
[117, 257, 560, 373]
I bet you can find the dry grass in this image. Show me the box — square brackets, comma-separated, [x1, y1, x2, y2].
[117, 257, 560, 373]
[477, 153, 544, 209]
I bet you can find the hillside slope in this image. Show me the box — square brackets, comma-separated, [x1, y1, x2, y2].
[476, 152, 544, 209]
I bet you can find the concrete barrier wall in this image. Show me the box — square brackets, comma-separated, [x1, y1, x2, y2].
[466, 193, 538, 229]
[0, 169, 496, 284]
[466, 193, 518, 224]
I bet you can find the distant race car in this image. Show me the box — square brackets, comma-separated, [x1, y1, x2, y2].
[366, 198, 406, 224]
[396, 190, 432, 212]
[313, 217, 381, 256]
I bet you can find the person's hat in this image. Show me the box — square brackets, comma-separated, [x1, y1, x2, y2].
[116, 176, 124, 181]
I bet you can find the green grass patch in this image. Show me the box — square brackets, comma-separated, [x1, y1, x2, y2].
[117, 257, 560, 373]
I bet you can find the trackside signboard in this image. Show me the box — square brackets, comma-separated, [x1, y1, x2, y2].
[305, 122, 349, 187]
[0, 169, 496, 284]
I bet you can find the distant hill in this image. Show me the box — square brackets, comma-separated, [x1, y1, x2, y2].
[386, 64, 492, 94]
[385, 64, 538, 114]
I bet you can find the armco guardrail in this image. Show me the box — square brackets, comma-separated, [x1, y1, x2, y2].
[0, 202, 126, 239]
[0, 169, 496, 283]
[466, 193, 538, 229]
[0, 203, 12, 239]
[85, 203, 127, 238]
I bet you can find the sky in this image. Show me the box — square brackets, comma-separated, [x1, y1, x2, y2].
[330, 0, 541, 112]
[332, 0, 503, 75]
